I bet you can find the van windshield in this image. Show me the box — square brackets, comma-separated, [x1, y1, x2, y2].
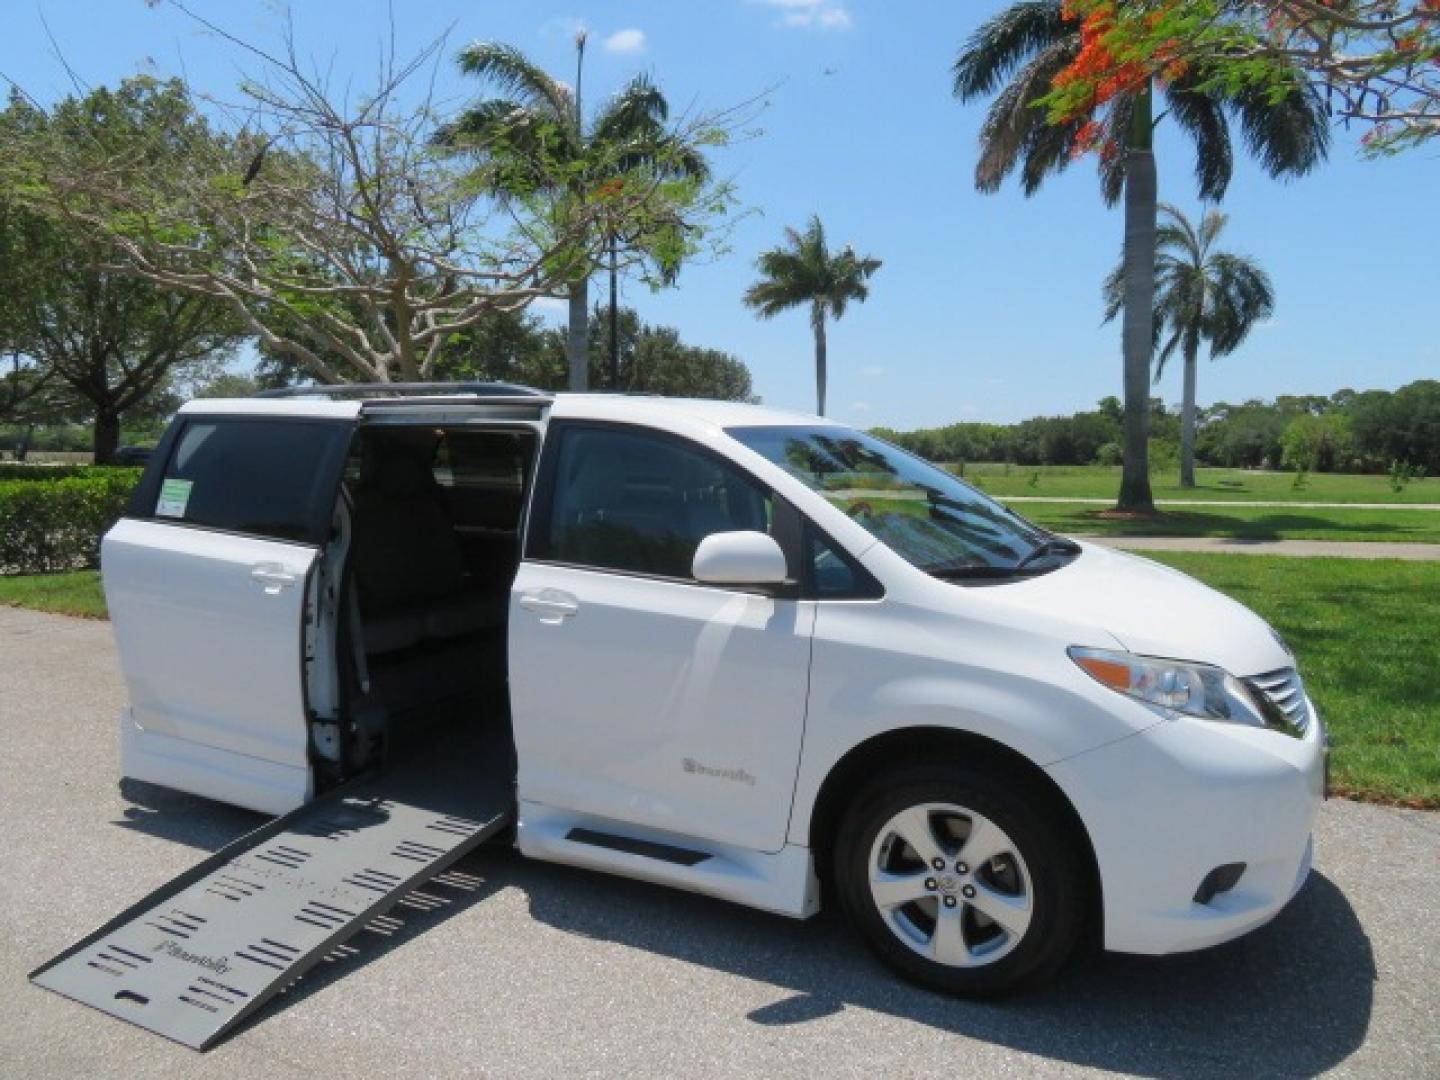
[727, 425, 1076, 578]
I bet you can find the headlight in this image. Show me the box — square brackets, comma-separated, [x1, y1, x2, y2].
[1068, 646, 1268, 728]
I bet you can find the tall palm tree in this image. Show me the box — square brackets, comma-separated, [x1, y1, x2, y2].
[1104, 204, 1274, 488]
[953, 1, 1326, 511]
[743, 216, 881, 417]
[437, 37, 708, 391]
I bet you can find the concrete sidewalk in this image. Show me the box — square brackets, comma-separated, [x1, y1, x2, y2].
[1077, 535, 1440, 560]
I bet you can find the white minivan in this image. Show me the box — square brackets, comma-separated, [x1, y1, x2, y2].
[101, 385, 1326, 996]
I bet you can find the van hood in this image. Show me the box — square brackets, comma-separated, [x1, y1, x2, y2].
[990, 542, 1292, 677]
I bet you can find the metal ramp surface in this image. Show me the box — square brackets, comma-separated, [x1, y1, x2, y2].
[30, 730, 512, 1050]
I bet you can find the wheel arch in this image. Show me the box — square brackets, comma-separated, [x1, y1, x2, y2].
[806, 726, 1103, 938]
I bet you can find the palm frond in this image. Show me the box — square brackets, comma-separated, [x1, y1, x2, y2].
[1228, 77, 1330, 180]
[953, 0, 1066, 101]
[456, 42, 573, 123]
[974, 38, 1078, 193]
[1164, 81, 1234, 201]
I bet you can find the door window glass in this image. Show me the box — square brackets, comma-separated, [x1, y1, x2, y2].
[536, 426, 774, 579]
[153, 419, 351, 544]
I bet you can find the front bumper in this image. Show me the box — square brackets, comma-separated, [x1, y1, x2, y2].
[1047, 700, 1326, 955]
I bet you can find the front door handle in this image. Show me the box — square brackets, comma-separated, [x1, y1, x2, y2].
[519, 589, 579, 621]
[250, 563, 298, 595]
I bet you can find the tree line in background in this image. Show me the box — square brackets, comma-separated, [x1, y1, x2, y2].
[0, 303, 754, 454]
[872, 379, 1440, 476]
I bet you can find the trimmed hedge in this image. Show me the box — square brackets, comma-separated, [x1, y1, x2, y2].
[0, 464, 143, 482]
[0, 472, 140, 574]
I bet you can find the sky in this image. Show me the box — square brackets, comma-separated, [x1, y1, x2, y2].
[3, 0, 1434, 430]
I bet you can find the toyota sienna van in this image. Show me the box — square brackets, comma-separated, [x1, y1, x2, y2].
[97, 384, 1327, 996]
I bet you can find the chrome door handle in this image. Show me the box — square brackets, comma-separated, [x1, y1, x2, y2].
[250, 563, 298, 594]
[519, 591, 579, 619]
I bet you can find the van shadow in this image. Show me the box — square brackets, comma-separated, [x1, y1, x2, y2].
[109, 788, 1374, 1074]
[499, 851, 1374, 1078]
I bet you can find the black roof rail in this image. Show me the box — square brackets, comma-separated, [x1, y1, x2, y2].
[255, 381, 549, 400]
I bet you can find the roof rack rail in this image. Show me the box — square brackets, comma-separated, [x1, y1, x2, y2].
[255, 381, 548, 400]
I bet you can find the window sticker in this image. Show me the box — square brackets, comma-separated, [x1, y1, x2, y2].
[156, 478, 193, 519]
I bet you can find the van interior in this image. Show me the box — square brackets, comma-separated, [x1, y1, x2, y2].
[309, 422, 538, 788]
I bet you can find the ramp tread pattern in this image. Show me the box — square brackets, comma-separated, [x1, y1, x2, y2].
[31, 759, 510, 1050]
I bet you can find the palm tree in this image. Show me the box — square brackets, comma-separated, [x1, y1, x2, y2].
[437, 36, 708, 391]
[1104, 204, 1274, 488]
[743, 216, 881, 417]
[953, 1, 1326, 511]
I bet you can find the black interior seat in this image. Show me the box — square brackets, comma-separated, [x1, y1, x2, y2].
[349, 445, 506, 656]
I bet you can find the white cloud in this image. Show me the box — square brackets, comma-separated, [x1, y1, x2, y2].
[849, 401, 871, 414]
[1256, 318, 1281, 332]
[755, 0, 852, 31]
[602, 28, 646, 54]
[859, 364, 886, 378]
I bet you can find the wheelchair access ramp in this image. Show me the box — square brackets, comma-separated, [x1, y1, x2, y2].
[30, 730, 512, 1050]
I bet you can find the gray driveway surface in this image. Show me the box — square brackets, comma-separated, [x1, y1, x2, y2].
[2, 605, 1436, 1079]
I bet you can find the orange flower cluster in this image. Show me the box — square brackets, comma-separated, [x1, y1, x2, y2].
[1053, 0, 1186, 157]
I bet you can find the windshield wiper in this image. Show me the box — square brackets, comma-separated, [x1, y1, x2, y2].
[925, 564, 1034, 580]
[1013, 537, 1082, 571]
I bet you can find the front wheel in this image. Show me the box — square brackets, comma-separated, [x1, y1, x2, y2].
[833, 763, 1086, 996]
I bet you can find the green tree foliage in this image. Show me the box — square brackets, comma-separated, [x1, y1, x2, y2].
[268, 305, 754, 403]
[1281, 413, 1354, 473]
[0, 84, 244, 462]
[436, 38, 721, 391]
[878, 383, 1439, 474]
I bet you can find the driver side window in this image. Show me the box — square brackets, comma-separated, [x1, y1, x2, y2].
[532, 425, 775, 580]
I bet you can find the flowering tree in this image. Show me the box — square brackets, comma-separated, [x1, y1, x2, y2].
[1041, 1, 1440, 154]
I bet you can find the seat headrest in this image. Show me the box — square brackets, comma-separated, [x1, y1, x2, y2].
[372, 450, 435, 500]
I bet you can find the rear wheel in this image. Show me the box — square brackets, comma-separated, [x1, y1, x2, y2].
[833, 763, 1086, 996]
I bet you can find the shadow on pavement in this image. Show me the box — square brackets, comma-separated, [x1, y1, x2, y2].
[510, 852, 1374, 1078]
[110, 785, 1374, 1074]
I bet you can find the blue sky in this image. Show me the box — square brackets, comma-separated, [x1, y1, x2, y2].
[4, 1, 1434, 429]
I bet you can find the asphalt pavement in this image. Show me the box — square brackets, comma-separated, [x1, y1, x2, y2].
[2, 605, 1436, 1079]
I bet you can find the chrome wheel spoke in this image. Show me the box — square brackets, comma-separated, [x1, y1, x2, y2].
[870, 870, 932, 910]
[958, 815, 1007, 869]
[966, 881, 1032, 938]
[930, 905, 974, 967]
[889, 805, 946, 867]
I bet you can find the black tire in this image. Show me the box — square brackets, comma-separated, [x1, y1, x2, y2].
[833, 761, 1086, 997]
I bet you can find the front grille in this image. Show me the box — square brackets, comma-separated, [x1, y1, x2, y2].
[1244, 668, 1311, 736]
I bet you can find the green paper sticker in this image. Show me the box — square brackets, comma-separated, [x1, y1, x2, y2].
[156, 478, 193, 518]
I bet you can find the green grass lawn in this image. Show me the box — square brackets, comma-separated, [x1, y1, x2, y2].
[954, 463, 1440, 504]
[1013, 501, 1440, 544]
[1147, 553, 1439, 808]
[0, 570, 106, 618]
[3, 557, 1435, 806]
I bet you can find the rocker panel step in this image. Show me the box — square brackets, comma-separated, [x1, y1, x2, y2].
[31, 741, 511, 1050]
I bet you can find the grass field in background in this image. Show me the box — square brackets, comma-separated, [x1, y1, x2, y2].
[952, 463, 1439, 504]
[1014, 502, 1440, 545]
[0, 570, 106, 618]
[1147, 553, 1440, 808]
[2, 556, 1435, 806]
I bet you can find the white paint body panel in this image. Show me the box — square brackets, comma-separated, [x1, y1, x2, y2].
[510, 562, 815, 853]
[103, 393, 1325, 956]
[104, 518, 315, 814]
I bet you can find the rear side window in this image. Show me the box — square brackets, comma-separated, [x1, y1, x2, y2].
[146, 419, 351, 544]
[530, 425, 774, 579]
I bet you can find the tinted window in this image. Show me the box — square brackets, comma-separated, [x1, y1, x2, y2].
[535, 426, 773, 579]
[806, 528, 880, 599]
[151, 419, 351, 544]
[728, 425, 1051, 574]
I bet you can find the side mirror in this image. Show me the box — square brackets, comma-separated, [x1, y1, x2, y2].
[692, 531, 789, 588]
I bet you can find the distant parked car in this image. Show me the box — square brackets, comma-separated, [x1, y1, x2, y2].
[112, 446, 154, 466]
